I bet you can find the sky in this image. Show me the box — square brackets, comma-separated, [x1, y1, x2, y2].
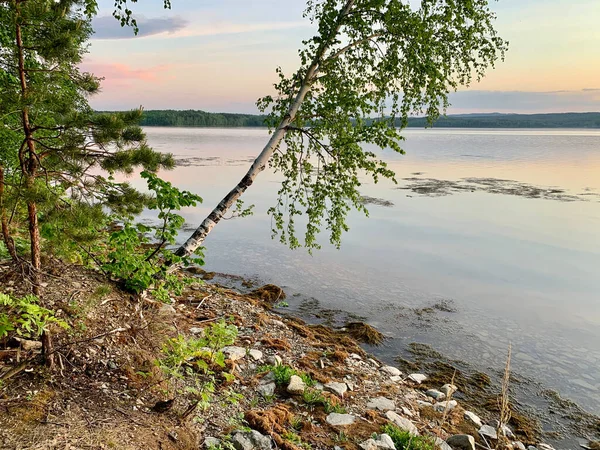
[84, 0, 600, 114]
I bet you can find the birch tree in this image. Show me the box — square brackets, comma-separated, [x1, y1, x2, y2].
[176, 0, 507, 257]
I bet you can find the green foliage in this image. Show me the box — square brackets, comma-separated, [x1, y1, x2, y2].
[159, 320, 238, 412]
[136, 109, 267, 127]
[102, 171, 202, 299]
[256, 0, 507, 251]
[381, 424, 435, 450]
[258, 364, 297, 386]
[0, 293, 67, 339]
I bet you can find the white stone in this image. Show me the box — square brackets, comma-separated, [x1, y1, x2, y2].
[231, 430, 272, 450]
[189, 327, 203, 335]
[204, 437, 221, 448]
[361, 434, 397, 450]
[326, 413, 356, 426]
[324, 382, 348, 397]
[222, 346, 246, 361]
[435, 437, 453, 450]
[463, 411, 482, 427]
[266, 355, 282, 366]
[286, 375, 306, 395]
[257, 382, 276, 397]
[381, 366, 402, 376]
[514, 442, 526, 450]
[426, 389, 446, 401]
[385, 411, 419, 436]
[434, 400, 458, 412]
[367, 397, 395, 411]
[408, 373, 428, 384]
[478, 425, 497, 440]
[248, 349, 263, 361]
[446, 435, 475, 450]
[417, 400, 433, 408]
[390, 375, 403, 383]
[536, 445, 555, 450]
[441, 383, 458, 396]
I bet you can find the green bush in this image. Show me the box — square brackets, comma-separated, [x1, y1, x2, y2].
[0, 293, 67, 339]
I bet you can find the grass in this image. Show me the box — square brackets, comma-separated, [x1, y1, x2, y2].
[381, 424, 435, 450]
[257, 364, 315, 387]
[302, 388, 347, 413]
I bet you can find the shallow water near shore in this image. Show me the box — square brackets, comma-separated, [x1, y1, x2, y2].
[140, 127, 600, 443]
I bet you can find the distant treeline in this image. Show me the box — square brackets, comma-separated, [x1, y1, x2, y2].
[128, 110, 600, 129]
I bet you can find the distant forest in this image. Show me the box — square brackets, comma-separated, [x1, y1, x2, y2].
[133, 110, 600, 129]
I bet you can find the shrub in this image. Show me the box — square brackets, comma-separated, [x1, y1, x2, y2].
[0, 293, 67, 340]
[381, 424, 435, 450]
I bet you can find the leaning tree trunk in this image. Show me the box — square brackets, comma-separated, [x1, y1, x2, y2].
[174, 0, 355, 259]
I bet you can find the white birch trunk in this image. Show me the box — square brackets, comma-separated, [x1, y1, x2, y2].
[174, 0, 355, 259]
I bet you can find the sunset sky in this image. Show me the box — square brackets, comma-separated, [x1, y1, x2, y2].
[85, 0, 600, 114]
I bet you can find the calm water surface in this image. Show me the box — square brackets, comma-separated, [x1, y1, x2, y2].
[141, 127, 600, 419]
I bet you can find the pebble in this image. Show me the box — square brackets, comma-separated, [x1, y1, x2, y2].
[324, 382, 348, 397]
[248, 349, 263, 361]
[417, 400, 433, 408]
[360, 433, 396, 450]
[425, 389, 446, 401]
[390, 375, 402, 383]
[257, 382, 276, 397]
[463, 411, 483, 427]
[385, 411, 419, 436]
[286, 375, 306, 395]
[446, 434, 476, 450]
[435, 437, 453, 450]
[514, 442, 526, 450]
[381, 366, 402, 377]
[189, 327, 203, 335]
[408, 373, 428, 384]
[441, 384, 458, 396]
[266, 355, 282, 366]
[222, 346, 246, 361]
[479, 425, 498, 440]
[231, 430, 272, 450]
[158, 304, 176, 316]
[536, 445, 555, 450]
[433, 400, 458, 412]
[367, 397, 395, 411]
[326, 413, 356, 426]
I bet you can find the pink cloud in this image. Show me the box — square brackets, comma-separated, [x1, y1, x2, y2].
[80, 62, 174, 87]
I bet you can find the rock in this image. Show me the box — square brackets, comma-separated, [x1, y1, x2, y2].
[189, 327, 203, 335]
[381, 366, 402, 377]
[232, 430, 272, 450]
[390, 376, 403, 383]
[350, 353, 362, 360]
[479, 425, 498, 440]
[286, 375, 306, 395]
[324, 382, 348, 397]
[408, 373, 428, 384]
[537, 445, 555, 450]
[385, 411, 419, 436]
[368, 358, 380, 367]
[463, 411, 483, 427]
[435, 437, 453, 450]
[527, 447, 538, 450]
[367, 397, 395, 411]
[361, 434, 396, 450]
[204, 437, 221, 448]
[266, 355, 282, 366]
[417, 400, 433, 408]
[72, 282, 82, 289]
[446, 435, 475, 450]
[426, 389, 446, 401]
[248, 349, 263, 361]
[346, 381, 355, 391]
[326, 413, 356, 426]
[222, 346, 246, 361]
[314, 382, 324, 391]
[257, 382, 276, 397]
[433, 400, 457, 412]
[158, 304, 176, 315]
[441, 384, 458, 396]
[514, 442, 526, 450]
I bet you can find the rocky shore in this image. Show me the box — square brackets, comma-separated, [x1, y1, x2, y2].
[0, 265, 593, 450]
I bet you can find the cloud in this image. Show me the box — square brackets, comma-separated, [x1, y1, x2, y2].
[447, 89, 600, 114]
[80, 62, 173, 87]
[92, 15, 189, 39]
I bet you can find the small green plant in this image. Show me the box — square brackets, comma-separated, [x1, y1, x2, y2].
[290, 415, 303, 431]
[103, 171, 204, 301]
[282, 432, 312, 449]
[0, 293, 67, 339]
[333, 431, 349, 443]
[381, 424, 435, 450]
[258, 364, 298, 386]
[158, 320, 238, 416]
[275, 301, 289, 308]
[299, 372, 316, 387]
[324, 401, 347, 414]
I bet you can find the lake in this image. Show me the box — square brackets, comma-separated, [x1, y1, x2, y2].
[139, 127, 600, 426]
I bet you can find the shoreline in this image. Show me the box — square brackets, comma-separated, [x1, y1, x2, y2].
[1, 264, 598, 449]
